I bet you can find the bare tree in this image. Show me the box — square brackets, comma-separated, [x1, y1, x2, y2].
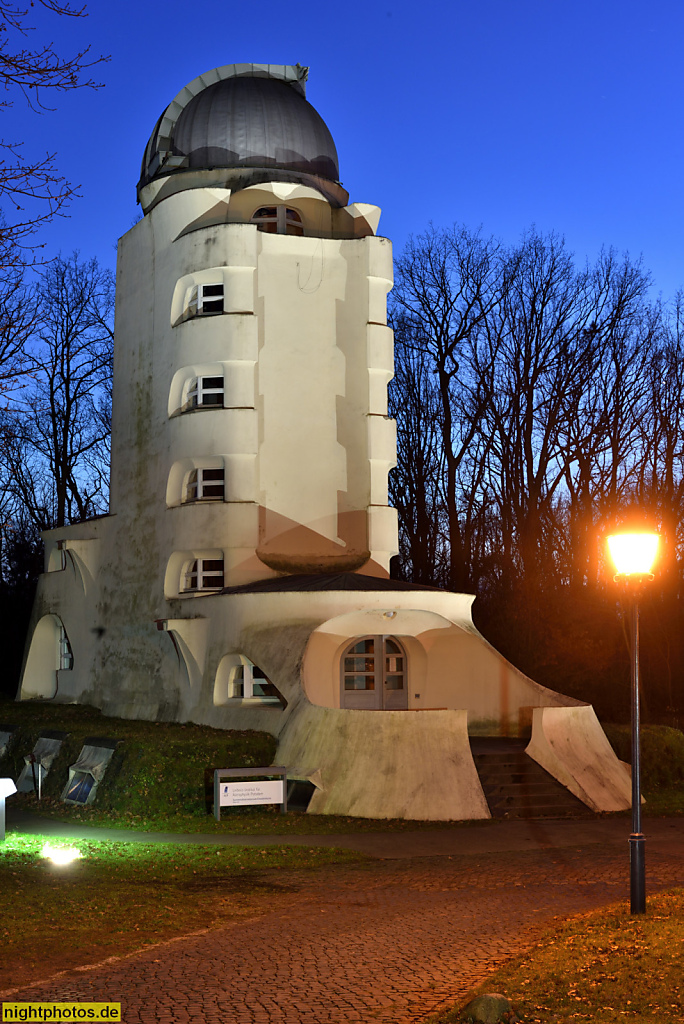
[389, 326, 446, 584]
[0, 2, 107, 274]
[5, 252, 113, 528]
[478, 237, 653, 584]
[390, 225, 673, 715]
[391, 225, 509, 591]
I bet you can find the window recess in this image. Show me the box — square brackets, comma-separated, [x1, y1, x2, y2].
[230, 659, 285, 704]
[185, 467, 225, 502]
[188, 282, 224, 317]
[183, 558, 224, 592]
[185, 375, 224, 410]
[252, 206, 304, 236]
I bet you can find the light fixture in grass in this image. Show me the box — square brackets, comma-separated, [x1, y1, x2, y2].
[41, 843, 83, 865]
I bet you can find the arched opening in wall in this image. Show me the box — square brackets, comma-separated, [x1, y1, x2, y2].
[214, 654, 286, 707]
[341, 635, 407, 711]
[21, 614, 72, 700]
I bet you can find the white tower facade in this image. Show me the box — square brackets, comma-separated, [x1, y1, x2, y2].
[113, 63, 398, 598]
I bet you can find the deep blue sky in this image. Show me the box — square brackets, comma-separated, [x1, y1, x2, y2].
[8, 0, 684, 300]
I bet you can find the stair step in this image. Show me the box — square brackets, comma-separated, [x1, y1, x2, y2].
[485, 783, 570, 797]
[470, 740, 596, 820]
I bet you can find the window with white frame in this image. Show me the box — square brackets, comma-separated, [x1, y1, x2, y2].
[183, 558, 224, 592]
[229, 659, 283, 702]
[188, 282, 224, 317]
[184, 467, 225, 502]
[252, 206, 304, 236]
[59, 626, 73, 671]
[185, 375, 224, 410]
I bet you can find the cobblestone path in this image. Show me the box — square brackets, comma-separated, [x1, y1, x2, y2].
[5, 836, 684, 1023]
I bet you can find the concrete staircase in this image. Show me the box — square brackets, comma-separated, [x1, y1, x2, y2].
[470, 738, 595, 819]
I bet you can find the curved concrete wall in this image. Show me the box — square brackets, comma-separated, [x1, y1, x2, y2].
[276, 704, 490, 820]
[526, 706, 632, 812]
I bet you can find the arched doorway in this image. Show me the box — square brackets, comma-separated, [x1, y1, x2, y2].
[340, 635, 407, 710]
[21, 614, 72, 700]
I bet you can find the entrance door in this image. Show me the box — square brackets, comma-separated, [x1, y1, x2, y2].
[341, 635, 408, 710]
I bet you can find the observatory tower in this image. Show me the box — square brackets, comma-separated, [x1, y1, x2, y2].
[18, 65, 632, 820]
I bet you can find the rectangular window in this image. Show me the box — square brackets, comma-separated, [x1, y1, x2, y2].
[185, 467, 225, 502]
[197, 283, 224, 315]
[187, 375, 224, 409]
[184, 558, 225, 591]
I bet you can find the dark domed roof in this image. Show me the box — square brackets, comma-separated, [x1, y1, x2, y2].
[173, 77, 338, 180]
[139, 65, 340, 196]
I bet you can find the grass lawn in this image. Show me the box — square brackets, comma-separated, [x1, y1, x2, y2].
[0, 832, 363, 993]
[432, 889, 684, 1023]
[8, 795, 498, 833]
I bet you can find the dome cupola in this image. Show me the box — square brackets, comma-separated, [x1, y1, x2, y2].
[138, 64, 344, 208]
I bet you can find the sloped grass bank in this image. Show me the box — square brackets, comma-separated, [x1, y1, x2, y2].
[0, 832, 362, 992]
[432, 888, 684, 1023]
[0, 699, 276, 819]
[0, 700, 480, 832]
[603, 723, 684, 816]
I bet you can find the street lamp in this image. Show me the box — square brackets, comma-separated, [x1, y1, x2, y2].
[606, 529, 659, 914]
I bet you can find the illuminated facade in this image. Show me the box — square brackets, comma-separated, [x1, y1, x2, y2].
[19, 65, 631, 819]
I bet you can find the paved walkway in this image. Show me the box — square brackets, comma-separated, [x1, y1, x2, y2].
[4, 815, 684, 1023]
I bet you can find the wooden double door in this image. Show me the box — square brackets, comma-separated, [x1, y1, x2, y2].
[341, 635, 408, 710]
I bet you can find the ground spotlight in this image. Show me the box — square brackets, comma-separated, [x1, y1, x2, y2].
[41, 843, 83, 865]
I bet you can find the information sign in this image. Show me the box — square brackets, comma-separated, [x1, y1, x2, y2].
[213, 765, 288, 820]
[220, 780, 284, 807]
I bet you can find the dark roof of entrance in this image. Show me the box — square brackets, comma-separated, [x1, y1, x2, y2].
[221, 573, 447, 595]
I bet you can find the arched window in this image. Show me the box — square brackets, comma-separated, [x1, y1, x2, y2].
[184, 467, 225, 502]
[341, 635, 407, 710]
[252, 206, 304, 236]
[185, 375, 224, 410]
[183, 558, 224, 592]
[214, 653, 287, 707]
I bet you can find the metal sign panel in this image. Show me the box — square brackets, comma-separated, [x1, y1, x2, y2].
[220, 780, 284, 807]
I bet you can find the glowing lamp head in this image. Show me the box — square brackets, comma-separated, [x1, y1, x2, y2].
[607, 532, 659, 579]
[41, 843, 83, 865]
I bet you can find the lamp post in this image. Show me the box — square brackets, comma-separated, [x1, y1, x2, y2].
[606, 530, 659, 915]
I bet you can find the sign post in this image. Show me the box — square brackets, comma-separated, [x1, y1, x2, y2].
[214, 766, 287, 821]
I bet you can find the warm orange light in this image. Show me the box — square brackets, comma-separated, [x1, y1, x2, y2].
[607, 532, 659, 577]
